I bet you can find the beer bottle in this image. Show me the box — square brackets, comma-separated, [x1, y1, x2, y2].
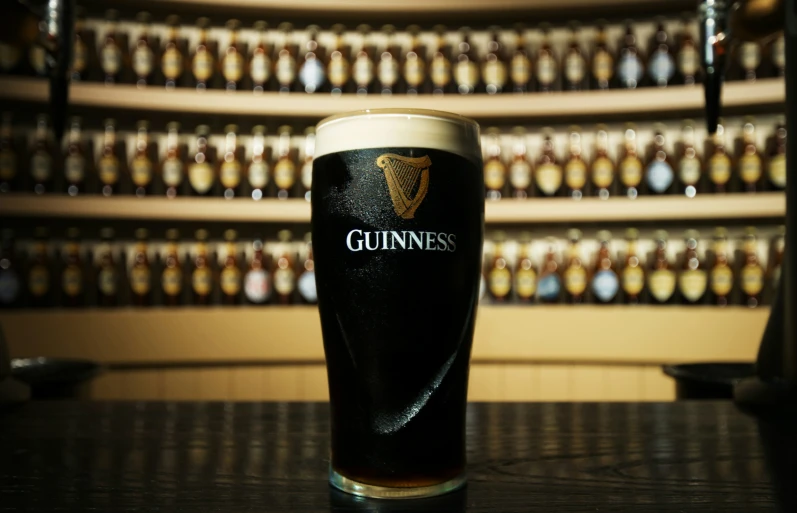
[616, 21, 644, 89]
[29, 30, 48, 78]
[709, 227, 733, 306]
[771, 33, 785, 77]
[563, 229, 588, 304]
[645, 126, 675, 195]
[676, 16, 700, 85]
[707, 122, 732, 193]
[71, 7, 89, 81]
[297, 233, 317, 304]
[483, 128, 507, 200]
[250, 21, 271, 92]
[244, 237, 271, 305]
[535, 24, 558, 93]
[132, 12, 155, 87]
[453, 27, 479, 95]
[96, 227, 118, 307]
[769, 226, 785, 290]
[0, 18, 22, 75]
[131, 120, 154, 197]
[563, 22, 587, 91]
[353, 25, 375, 95]
[0, 229, 21, 309]
[679, 230, 707, 305]
[648, 230, 676, 305]
[248, 125, 270, 200]
[740, 228, 764, 308]
[510, 23, 532, 93]
[30, 114, 53, 195]
[301, 127, 315, 202]
[619, 124, 643, 198]
[222, 19, 245, 91]
[219, 124, 242, 199]
[162, 15, 184, 89]
[621, 228, 645, 304]
[535, 129, 563, 197]
[376, 25, 400, 95]
[161, 229, 183, 306]
[738, 117, 763, 193]
[404, 25, 427, 95]
[97, 118, 121, 197]
[162, 122, 184, 198]
[537, 238, 562, 304]
[591, 20, 614, 90]
[188, 125, 215, 196]
[274, 125, 296, 199]
[328, 24, 351, 95]
[63, 116, 86, 197]
[192, 18, 216, 90]
[192, 229, 214, 306]
[61, 228, 84, 308]
[647, 17, 675, 87]
[276, 23, 298, 93]
[677, 120, 702, 197]
[591, 125, 615, 199]
[487, 233, 512, 303]
[430, 25, 453, 95]
[482, 26, 507, 95]
[592, 230, 620, 304]
[509, 127, 532, 199]
[220, 229, 242, 305]
[767, 116, 786, 190]
[273, 230, 297, 305]
[129, 228, 152, 307]
[0, 112, 17, 192]
[514, 232, 537, 304]
[299, 25, 325, 94]
[27, 228, 53, 308]
[565, 126, 587, 199]
[99, 10, 123, 84]
[737, 41, 762, 81]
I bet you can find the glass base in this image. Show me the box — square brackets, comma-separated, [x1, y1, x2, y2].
[329, 467, 466, 499]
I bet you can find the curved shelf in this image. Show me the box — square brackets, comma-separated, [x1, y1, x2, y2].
[0, 76, 784, 121]
[0, 192, 785, 223]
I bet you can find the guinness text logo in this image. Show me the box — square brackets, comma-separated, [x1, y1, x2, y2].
[376, 153, 431, 219]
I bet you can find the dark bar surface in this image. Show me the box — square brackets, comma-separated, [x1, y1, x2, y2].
[0, 401, 793, 512]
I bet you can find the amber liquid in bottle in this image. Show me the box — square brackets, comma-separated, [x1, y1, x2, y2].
[377, 25, 399, 95]
[710, 229, 733, 306]
[647, 232, 677, 305]
[563, 22, 587, 91]
[131, 121, 154, 197]
[563, 230, 587, 304]
[192, 18, 216, 90]
[483, 128, 506, 200]
[188, 126, 215, 196]
[162, 230, 183, 307]
[591, 21, 614, 90]
[767, 117, 787, 190]
[162, 122, 184, 198]
[219, 124, 242, 198]
[353, 24, 375, 95]
[220, 230, 242, 305]
[678, 121, 703, 197]
[132, 11, 155, 87]
[276, 22, 298, 93]
[71, 9, 89, 81]
[129, 230, 152, 307]
[740, 229, 764, 308]
[535, 132, 563, 197]
[591, 231, 620, 304]
[61, 231, 84, 308]
[509, 127, 532, 198]
[192, 230, 213, 306]
[222, 19, 245, 91]
[679, 230, 707, 305]
[482, 26, 507, 95]
[162, 16, 184, 89]
[619, 125, 643, 198]
[273, 231, 296, 305]
[100, 10, 123, 84]
[404, 25, 428, 95]
[96, 228, 118, 307]
[487, 236, 512, 303]
[564, 127, 587, 199]
[250, 21, 271, 92]
[274, 126, 296, 199]
[510, 24, 532, 93]
[328, 24, 351, 95]
[621, 229, 645, 304]
[430, 25, 453, 95]
[676, 18, 700, 85]
[30, 114, 53, 195]
[248, 125, 270, 200]
[514, 234, 537, 304]
[64, 117, 86, 196]
[0, 112, 17, 192]
[536, 24, 558, 92]
[738, 118, 763, 193]
[453, 28, 479, 95]
[97, 118, 121, 197]
[591, 126, 615, 199]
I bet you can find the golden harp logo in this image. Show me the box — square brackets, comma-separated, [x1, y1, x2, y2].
[375, 153, 431, 219]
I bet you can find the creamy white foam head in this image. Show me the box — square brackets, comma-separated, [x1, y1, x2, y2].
[315, 109, 482, 162]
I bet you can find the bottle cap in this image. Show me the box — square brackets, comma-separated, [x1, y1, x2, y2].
[134, 228, 149, 240]
[34, 227, 49, 239]
[166, 15, 181, 27]
[252, 125, 266, 135]
[714, 227, 728, 239]
[104, 118, 116, 128]
[331, 24, 347, 35]
[512, 126, 526, 136]
[304, 232, 313, 243]
[65, 227, 80, 240]
[382, 24, 396, 35]
[278, 125, 293, 135]
[744, 226, 758, 238]
[99, 227, 115, 240]
[653, 230, 669, 242]
[165, 229, 180, 241]
[433, 24, 448, 35]
[566, 228, 582, 242]
[167, 121, 181, 132]
[278, 22, 294, 32]
[195, 229, 209, 241]
[596, 230, 612, 243]
[492, 231, 507, 243]
[253, 20, 268, 31]
[357, 24, 372, 34]
[196, 125, 211, 136]
[224, 229, 238, 242]
[625, 228, 640, 240]
[197, 17, 211, 29]
[304, 126, 315, 136]
[137, 120, 149, 131]
[518, 231, 532, 244]
[136, 11, 151, 24]
[407, 25, 422, 36]
[224, 124, 238, 135]
[278, 229, 293, 242]
[106, 9, 119, 21]
[226, 19, 241, 31]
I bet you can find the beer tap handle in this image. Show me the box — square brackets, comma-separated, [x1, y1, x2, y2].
[698, 0, 732, 135]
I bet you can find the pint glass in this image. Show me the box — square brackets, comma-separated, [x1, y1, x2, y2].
[311, 109, 484, 499]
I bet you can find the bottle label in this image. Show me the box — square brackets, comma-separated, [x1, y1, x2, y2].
[591, 156, 615, 188]
[162, 157, 184, 187]
[328, 54, 350, 87]
[431, 55, 451, 87]
[220, 267, 242, 295]
[377, 55, 399, 87]
[404, 56, 426, 87]
[564, 265, 587, 295]
[622, 265, 644, 295]
[162, 267, 182, 296]
[193, 50, 215, 81]
[679, 156, 701, 185]
[132, 46, 154, 77]
[536, 54, 557, 85]
[189, 161, 214, 193]
[510, 54, 530, 85]
[298, 270, 317, 302]
[244, 269, 270, 303]
[131, 156, 153, 187]
[565, 159, 587, 189]
[711, 265, 733, 296]
[220, 160, 242, 188]
[620, 156, 642, 187]
[98, 155, 120, 185]
[64, 154, 85, 184]
[679, 269, 707, 302]
[592, 50, 614, 81]
[250, 53, 271, 83]
[488, 266, 511, 298]
[299, 58, 326, 90]
[535, 163, 563, 195]
[98, 267, 117, 296]
[648, 49, 675, 84]
[537, 273, 561, 300]
[646, 160, 674, 192]
[515, 267, 537, 299]
[768, 154, 786, 188]
[0, 150, 16, 180]
[274, 159, 296, 189]
[482, 60, 507, 88]
[740, 42, 761, 71]
[0, 42, 21, 71]
[709, 154, 731, 185]
[678, 46, 699, 76]
[617, 54, 643, 86]
[248, 161, 270, 189]
[509, 160, 531, 189]
[130, 266, 151, 295]
[353, 54, 374, 86]
[301, 160, 313, 190]
[28, 265, 49, 297]
[192, 267, 213, 295]
[648, 269, 676, 302]
[72, 39, 87, 73]
[223, 52, 244, 82]
[274, 267, 296, 295]
[592, 269, 619, 302]
[484, 159, 507, 190]
[565, 53, 585, 83]
[0, 270, 20, 304]
[741, 265, 764, 295]
[739, 154, 762, 184]
[277, 53, 297, 85]
[101, 44, 122, 75]
[29, 44, 47, 75]
[30, 152, 52, 182]
[773, 35, 785, 69]
[162, 48, 184, 80]
[62, 265, 82, 297]
[453, 60, 478, 88]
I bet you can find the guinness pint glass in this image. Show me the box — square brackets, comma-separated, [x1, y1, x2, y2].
[312, 109, 484, 499]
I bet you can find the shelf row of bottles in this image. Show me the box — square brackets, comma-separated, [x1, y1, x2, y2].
[0, 227, 316, 309]
[479, 226, 783, 308]
[2, 9, 785, 95]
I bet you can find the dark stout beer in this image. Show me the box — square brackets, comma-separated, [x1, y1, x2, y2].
[312, 109, 483, 499]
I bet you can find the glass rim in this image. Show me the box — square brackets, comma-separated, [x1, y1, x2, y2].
[316, 108, 479, 132]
